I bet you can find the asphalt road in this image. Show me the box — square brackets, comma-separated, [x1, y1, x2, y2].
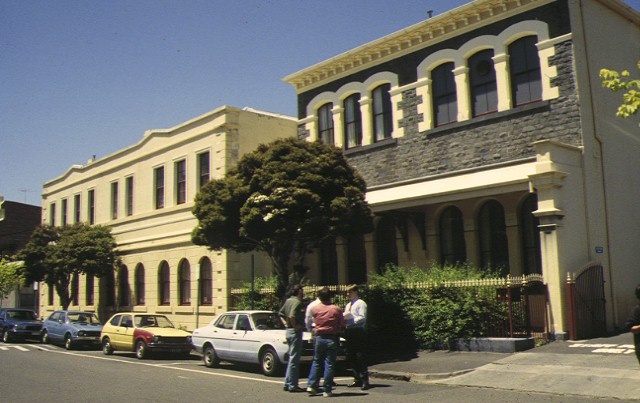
[0, 342, 627, 402]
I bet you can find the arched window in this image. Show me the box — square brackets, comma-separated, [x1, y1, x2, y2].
[343, 94, 362, 148]
[509, 36, 542, 106]
[178, 259, 191, 305]
[520, 194, 542, 274]
[439, 206, 466, 266]
[117, 265, 130, 307]
[432, 62, 457, 126]
[318, 103, 334, 145]
[158, 261, 170, 306]
[199, 257, 213, 306]
[85, 274, 94, 306]
[372, 83, 393, 141]
[469, 49, 498, 117]
[134, 263, 145, 305]
[376, 216, 398, 273]
[477, 200, 509, 274]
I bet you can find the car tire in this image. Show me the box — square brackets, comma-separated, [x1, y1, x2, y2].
[102, 337, 114, 355]
[203, 344, 219, 368]
[41, 330, 50, 344]
[64, 335, 74, 350]
[135, 340, 147, 359]
[260, 347, 281, 377]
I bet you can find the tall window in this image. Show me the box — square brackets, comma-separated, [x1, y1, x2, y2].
[175, 159, 186, 205]
[74, 194, 81, 223]
[318, 103, 334, 145]
[432, 62, 457, 126]
[111, 181, 119, 220]
[48, 285, 54, 306]
[372, 83, 392, 141]
[520, 195, 542, 274]
[125, 176, 134, 216]
[154, 166, 165, 209]
[49, 202, 56, 226]
[71, 274, 79, 305]
[178, 259, 191, 305]
[198, 151, 210, 189]
[101, 271, 116, 307]
[117, 265, 129, 307]
[61, 199, 68, 226]
[469, 49, 498, 117]
[477, 200, 509, 275]
[439, 206, 466, 266]
[509, 36, 542, 106]
[158, 261, 170, 305]
[87, 189, 95, 224]
[343, 94, 362, 148]
[199, 258, 212, 306]
[134, 263, 145, 305]
[85, 274, 94, 305]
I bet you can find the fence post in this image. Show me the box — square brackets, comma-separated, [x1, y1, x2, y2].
[565, 272, 577, 340]
[507, 277, 514, 338]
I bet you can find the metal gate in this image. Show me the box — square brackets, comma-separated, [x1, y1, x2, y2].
[566, 263, 606, 340]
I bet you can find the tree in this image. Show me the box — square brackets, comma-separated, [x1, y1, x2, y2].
[19, 223, 119, 309]
[192, 138, 373, 299]
[600, 61, 640, 120]
[0, 258, 23, 307]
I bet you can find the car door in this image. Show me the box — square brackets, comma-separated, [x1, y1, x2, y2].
[228, 314, 259, 363]
[48, 311, 64, 343]
[208, 313, 236, 359]
[110, 314, 134, 350]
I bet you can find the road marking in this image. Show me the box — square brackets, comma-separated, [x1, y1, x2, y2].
[568, 343, 636, 354]
[0, 345, 29, 351]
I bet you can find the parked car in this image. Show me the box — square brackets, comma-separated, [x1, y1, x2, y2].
[0, 308, 43, 343]
[192, 310, 318, 376]
[100, 313, 192, 359]
[41, 310, 103, 350]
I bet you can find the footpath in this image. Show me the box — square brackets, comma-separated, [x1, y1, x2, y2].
[368, 332, 640, 401]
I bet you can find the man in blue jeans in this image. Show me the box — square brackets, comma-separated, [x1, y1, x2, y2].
[306, 287, 345, 397]
[279, 284, 305, 392]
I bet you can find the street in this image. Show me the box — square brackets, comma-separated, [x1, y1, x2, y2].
[0, 342, 627, 402]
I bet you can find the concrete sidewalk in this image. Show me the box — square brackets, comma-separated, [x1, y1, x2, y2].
[368, 333, 640, 401]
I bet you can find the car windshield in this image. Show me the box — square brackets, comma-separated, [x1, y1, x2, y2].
[135, 315, 175, 328]
[251, 312, 286, 330]
[67, 312, 99, 324]
[7, 310, 37, 320]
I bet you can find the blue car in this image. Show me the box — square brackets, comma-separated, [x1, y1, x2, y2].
[41, 310, 103, 350]
[0, 308, 43, 343]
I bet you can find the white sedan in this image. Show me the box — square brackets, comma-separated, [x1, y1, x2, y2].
[191, 310, 314, 376]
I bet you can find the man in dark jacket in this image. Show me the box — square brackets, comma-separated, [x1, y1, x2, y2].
[624, 284, 640, 366]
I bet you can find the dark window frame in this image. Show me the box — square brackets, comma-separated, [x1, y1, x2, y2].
[343, 94, 362, 149]
[372, 83, 393, 142]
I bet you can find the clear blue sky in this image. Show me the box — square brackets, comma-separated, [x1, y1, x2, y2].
[1, 0, 639, 206]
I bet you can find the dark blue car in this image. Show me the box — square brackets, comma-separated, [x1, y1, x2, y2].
[0, 308, 43, 343]
[42, 310, 103, 350]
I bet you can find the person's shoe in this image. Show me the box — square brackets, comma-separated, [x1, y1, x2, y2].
[360, 383, 371, 391]
[283, 386, 289, 391]
[347, 380, 362, 388]
[306, 387, 318, 396]
[323, 391, 333, 398]
[289, 386, 305, 393]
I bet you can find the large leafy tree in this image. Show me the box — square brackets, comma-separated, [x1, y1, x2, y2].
[192, 138, 373, 299]
[0, 258, 23, 307]
[600, 61, 640, 120]
[19, 223, 119, 309]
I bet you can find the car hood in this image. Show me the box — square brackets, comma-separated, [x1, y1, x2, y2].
[145, 327, 191, 337]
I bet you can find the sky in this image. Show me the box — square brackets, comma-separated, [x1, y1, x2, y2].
[1, 0, 639, 206]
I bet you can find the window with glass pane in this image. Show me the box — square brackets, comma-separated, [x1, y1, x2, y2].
[439, 206, 466, 266]
[125, 176, 134, 216]
[87, 189, 95, 225]
[175, 159, 186, 205]
[477, 200, 509, 275]
[86, 274, 94, 305]
[111, 181, 118, 220]
[432, 62, 458, 126]
[74, 194, 81, 223]
[469, 49, 498, 117]
[154, 167, 164, 209]
[343, 94, 362, 148]
[71, 274, 79, 305]
[198, 152, 210, 189]
[158, 262, 170, 305]
[118, 265, 129, 306]
[317, 103, 334, 145]
[49, 202, 56, 226]
[199, 258, 213, 305]
[372, 84, 393, 141]
[135, 263, 145, 305]
[509, 36, 542, 106]
[61, 199, 68, 226]
[179, 260, 191, 305]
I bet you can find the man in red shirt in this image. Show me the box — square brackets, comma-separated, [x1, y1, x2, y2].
[306, 287, 345, 397]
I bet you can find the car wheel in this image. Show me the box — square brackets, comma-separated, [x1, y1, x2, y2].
[135, 340, 147, 359]
[203, 344, 219, 368]
[2, 330, 11, 343]
[41, 330, 50, 344]
[260, 347, 281, 377]
[64, 335, 74, 350]
[102, 337, 114, 355]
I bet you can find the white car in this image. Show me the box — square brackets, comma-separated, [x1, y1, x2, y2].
[191, 310, 314, 376]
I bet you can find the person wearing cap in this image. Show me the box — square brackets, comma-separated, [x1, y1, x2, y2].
[344, 284, 370, 390]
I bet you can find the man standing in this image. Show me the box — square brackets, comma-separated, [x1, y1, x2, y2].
[344, 284, 370, 390]
[306, 287, 345, 397]
[279, 284, 305, 392]
[624, 284, 640, 366]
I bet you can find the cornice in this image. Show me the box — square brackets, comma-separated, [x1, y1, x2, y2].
[283, 0, 556, 93]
